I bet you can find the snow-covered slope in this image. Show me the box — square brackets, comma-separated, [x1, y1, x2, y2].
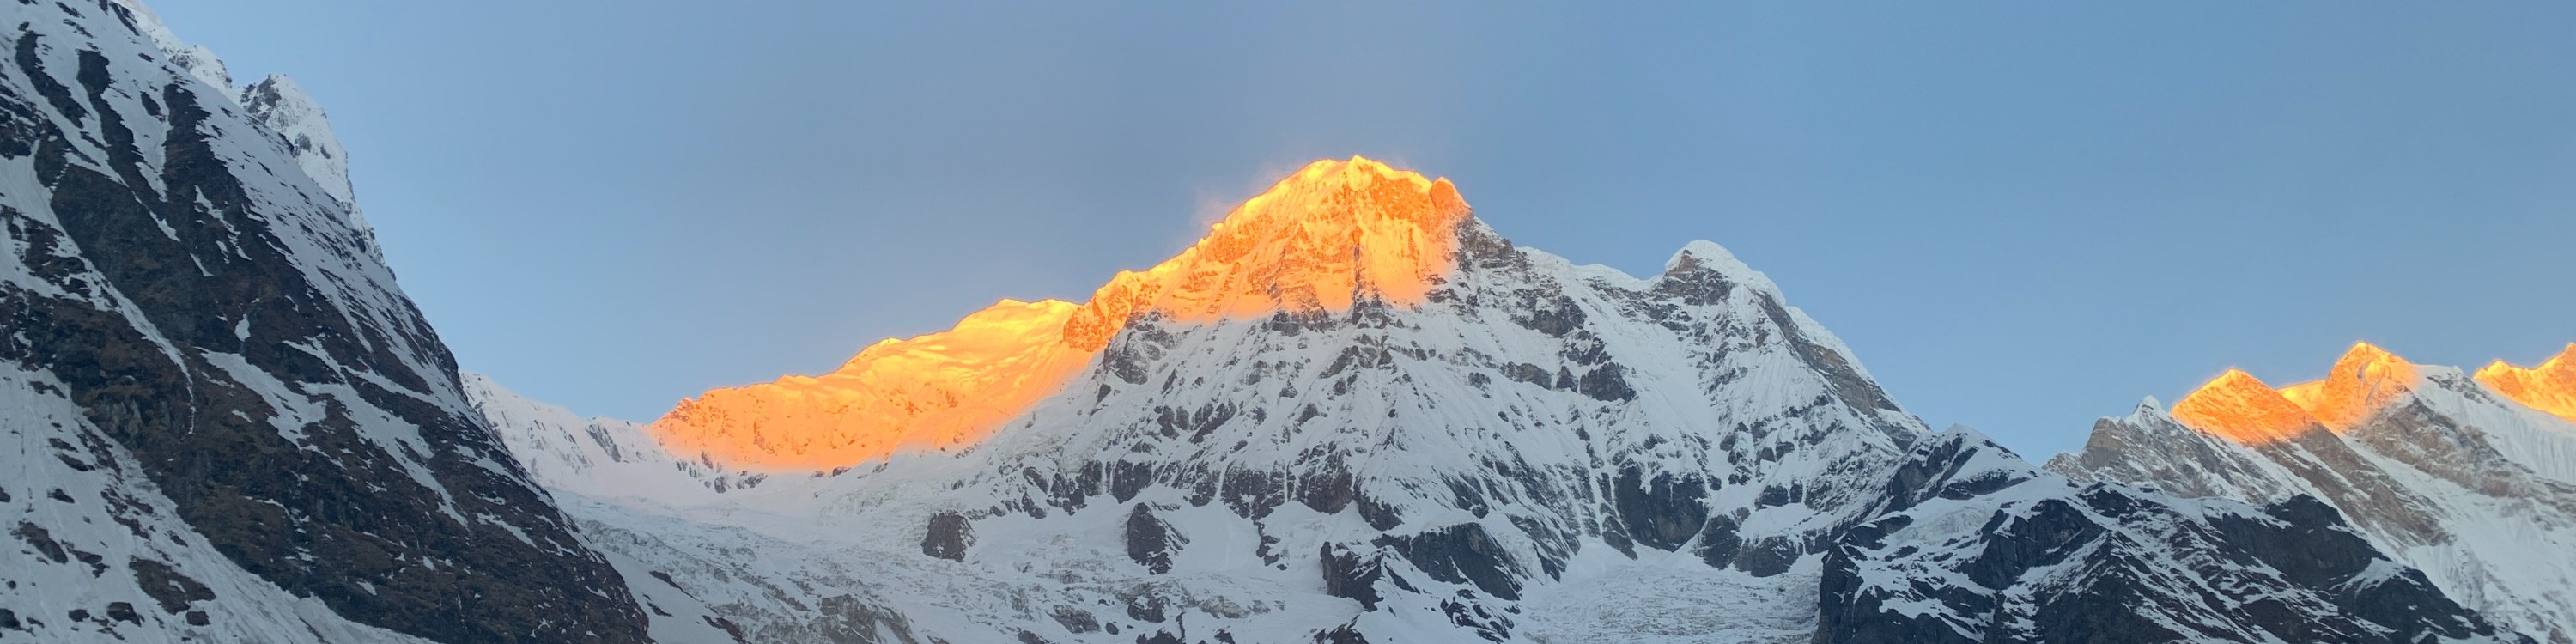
[2051, 344, 2576, 643]
[2, 2, 645, 641]
[478, 162, 2522, 642]
[464, 371, 769, 501]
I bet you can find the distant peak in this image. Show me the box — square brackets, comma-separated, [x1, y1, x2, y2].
[241, 75, 315, 106]
[2134, 396, 2166, 414]
[2208, 368, 2263, 388]
[2476, 343, 2576, 422]
[2338, 341, 2403, 366]
[2172, 369, 2319, 445]
[2277, 342, 2421, 431]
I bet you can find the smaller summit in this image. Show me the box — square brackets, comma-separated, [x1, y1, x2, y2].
[2476, 343, 2576, 422]
[2172, 369, 2322, 444]
[240, 75, 379, 259]
[2278, 342, 2422, 431]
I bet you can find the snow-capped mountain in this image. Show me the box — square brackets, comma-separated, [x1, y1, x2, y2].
[2050, 343, 2576, 643]
[7, 3, 2555, 642]
[474, 159, 2526, 643]
[1, 2, 646, 641]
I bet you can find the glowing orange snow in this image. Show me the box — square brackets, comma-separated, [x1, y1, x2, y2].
[2277, 343, 2421, 432]
[653, 300, 1094, 471]
[1062, 156, 1468, 349]
[2476, 344, 2576, 423]
[651, 157, 1473, 470]
[2172, 343, 2421, 444]
[2171, 342, 2576, 444]
[2172, 369, 2322, 445]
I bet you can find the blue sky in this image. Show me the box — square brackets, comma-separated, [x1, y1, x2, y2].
[156, 2, 2576, 458]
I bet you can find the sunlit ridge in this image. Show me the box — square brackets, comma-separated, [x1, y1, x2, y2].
[2170, 342, 2576, 445]
[2476, 344, 2576, 423]
[2172, 369, 2320, 445]
[652, 157, 1473, 471]
[2276, 342, 2421, 431]
[2172, 342, 2419, 444]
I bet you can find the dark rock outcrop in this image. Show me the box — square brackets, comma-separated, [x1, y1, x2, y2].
[1125, 504, 1178, 574]
[922, 512, 974, 562]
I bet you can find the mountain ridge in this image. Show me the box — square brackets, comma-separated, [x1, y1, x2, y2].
[656, 155, 1475, 471]
[5, 3, 2555, 641]
[476, 159, 2521, 642]
[2052, 343, 2576, 643]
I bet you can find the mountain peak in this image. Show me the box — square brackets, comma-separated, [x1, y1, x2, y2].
[1265, 155, 1449, 202]
[1061, 155, 1469, 349]
[655, 157, 1472, 470]
[2278, 341, 2421, 430]
[2476, 343, 2576, 422]
[238, 73, 379, 259]
[2172, 368, 2320, 444]
[109, 0, 234, 94]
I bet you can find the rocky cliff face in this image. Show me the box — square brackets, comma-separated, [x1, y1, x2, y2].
[0, 2, 645, 641]
[2050, 343, 2576, 643]
[1826, 430, 2504, 644]
[478, 160, 2522, 642]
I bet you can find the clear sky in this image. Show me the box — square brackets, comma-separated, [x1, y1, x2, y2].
[155, 1, 2576, 459]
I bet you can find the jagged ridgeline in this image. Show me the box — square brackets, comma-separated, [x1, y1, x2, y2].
[477, 160, 2529, 641]
[1, 2, 2552, 643]
[2052, 343, 2576, 644]
[2, 2, 645, 642]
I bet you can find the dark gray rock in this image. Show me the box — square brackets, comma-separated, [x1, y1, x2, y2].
[922, 512, 973, 562]
[1319, 543, 1383, 611]
[1374, 523, 1522, 600]
[1611, 468, 1708, 551]
[1126, 504, 1178, 574]
[127, 558, 211, 614]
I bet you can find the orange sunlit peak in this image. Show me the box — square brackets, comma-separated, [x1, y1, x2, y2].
[652, 157, 1477, 471]
[2172, 368, 2323, 445]
[1060, 155, 1472, 350]
[2475, 343, 2576, 423]
[2277, 342, 2421, 431]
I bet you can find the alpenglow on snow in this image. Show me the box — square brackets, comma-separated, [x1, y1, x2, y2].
[3, 2, 2567, 643]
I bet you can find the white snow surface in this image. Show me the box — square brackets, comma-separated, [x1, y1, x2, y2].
[106, 0, 232, 96]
